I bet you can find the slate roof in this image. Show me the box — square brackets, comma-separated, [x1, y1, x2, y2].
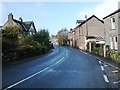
[103, 8, 120, 19]
[86, 36, 104, 41]
[79, 15, 104, 26]
[13, 19, 36, 32]
[0, 26, 2, 28]
[95, 37, 104, 41]
[76, 20, 85, 24]
[13, 19, 27, 31]
[74, 15, 104, 29]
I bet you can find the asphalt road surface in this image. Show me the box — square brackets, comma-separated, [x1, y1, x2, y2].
[3, 46, 110, 89]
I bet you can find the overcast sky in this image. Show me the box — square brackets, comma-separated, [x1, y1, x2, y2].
[0, 0, 120, 35]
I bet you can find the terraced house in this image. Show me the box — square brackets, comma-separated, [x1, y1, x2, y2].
[68, 29, 73, 47]
[74, 15, 105, 51]
[103, 8, 120, 52]
[74, 20, 85, 48]
[2, 13, 36, 35]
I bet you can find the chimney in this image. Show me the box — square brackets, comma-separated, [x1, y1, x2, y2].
[19, 17, 23, 22]
[8, 13, 13, 26]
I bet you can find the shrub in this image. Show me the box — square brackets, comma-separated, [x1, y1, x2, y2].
[93, 47, 100, 55]
[108, 50, 120, 63]
[2, 27, 51, 61]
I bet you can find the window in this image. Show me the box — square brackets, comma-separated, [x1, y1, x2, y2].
[110, 37, 113, 49]
[115, 36, 117, 42]
[114, 36, 118, 49]
[111, 17, 116, 29]
[113, 18, 115, 22]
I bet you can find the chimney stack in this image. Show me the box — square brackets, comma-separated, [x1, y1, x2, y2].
[8, 13, 13, 26]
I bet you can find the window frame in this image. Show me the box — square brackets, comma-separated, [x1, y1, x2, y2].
[111, 17, 116, 30]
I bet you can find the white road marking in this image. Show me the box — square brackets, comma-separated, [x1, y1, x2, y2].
[100, 65, 105, 71]
[48, 52, 54, 56]
[79, 50, 87, 55]
[84, 52, 87, 55]
[99, 61, 102, 64]
[3, 67, 49, 90]
[53, 57, 64, 66]
[103, 75, 109, 83]
[104, 64, 108, 67]
[63, 48, 68, 56]
[3, 56, 65, 90]
[112, 70, 119, 73]
[113, 80, 120, 84]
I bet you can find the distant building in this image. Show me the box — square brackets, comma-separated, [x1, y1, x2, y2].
[68, 29, 73, 47]
[2, 13, 36, 35]
[0, 26, 2, 30]
[103, 8, 120, 52]
[76, 20, 85, 24]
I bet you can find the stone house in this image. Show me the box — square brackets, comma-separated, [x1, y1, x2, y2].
[68, 29, 73, 47]
[103, 9, 120, 52]
[77, 15, 105, 50]
[0, 26, 2, 30]
[2, 13, 36, 35]
[74, 20, 85, 48]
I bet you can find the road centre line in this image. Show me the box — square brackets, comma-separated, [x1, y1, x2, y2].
[63, 48, 68, 56]
[3, 56, 65, 90]
[3, 67, 49, 90]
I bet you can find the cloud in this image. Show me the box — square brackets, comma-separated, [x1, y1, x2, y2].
[78, 0, 120, 20]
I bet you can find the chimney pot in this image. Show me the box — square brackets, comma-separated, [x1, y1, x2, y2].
[19, 17, 23, 22]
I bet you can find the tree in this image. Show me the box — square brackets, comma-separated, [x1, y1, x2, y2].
[32, 29, 50, 46]
[57, 28, 68, 45]
[2, 26, 21, 49]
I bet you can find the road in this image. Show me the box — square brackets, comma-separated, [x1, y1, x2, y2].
[3, 46, 113, 89]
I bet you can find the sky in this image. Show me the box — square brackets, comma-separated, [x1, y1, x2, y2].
[0, 0, 120, 36]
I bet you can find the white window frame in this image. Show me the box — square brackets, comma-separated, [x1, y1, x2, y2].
[110, 37, 113, 49]
[111, 17, 116, 30]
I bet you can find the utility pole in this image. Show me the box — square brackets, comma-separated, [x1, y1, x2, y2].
[85, 15, 88, 37]
[85, 15, 91, 52]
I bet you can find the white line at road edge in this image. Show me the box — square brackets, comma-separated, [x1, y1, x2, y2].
[80, 50, 120, 70]
[81, 50, 110, 84]
[113, 80, 120, 84]
[98, 61, 102, 64]
[98, 60, 109, 83]
[100, 65, 105, 71]
[3, 57, 65, 90]
[103, 75, 109, 83]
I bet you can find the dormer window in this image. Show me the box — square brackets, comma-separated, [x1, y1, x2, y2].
[111, 17, 115, 29]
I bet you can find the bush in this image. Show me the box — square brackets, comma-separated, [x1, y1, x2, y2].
[93, 47, 100, 55]
[2, 27, 51, 61]
[107, 50, 120, 63]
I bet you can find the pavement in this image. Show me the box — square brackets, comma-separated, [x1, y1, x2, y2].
[2, 46, 120, 89]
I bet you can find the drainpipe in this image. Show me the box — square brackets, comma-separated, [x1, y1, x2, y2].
[104, 45, 106, 57]
[89, 41, 92, 52]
